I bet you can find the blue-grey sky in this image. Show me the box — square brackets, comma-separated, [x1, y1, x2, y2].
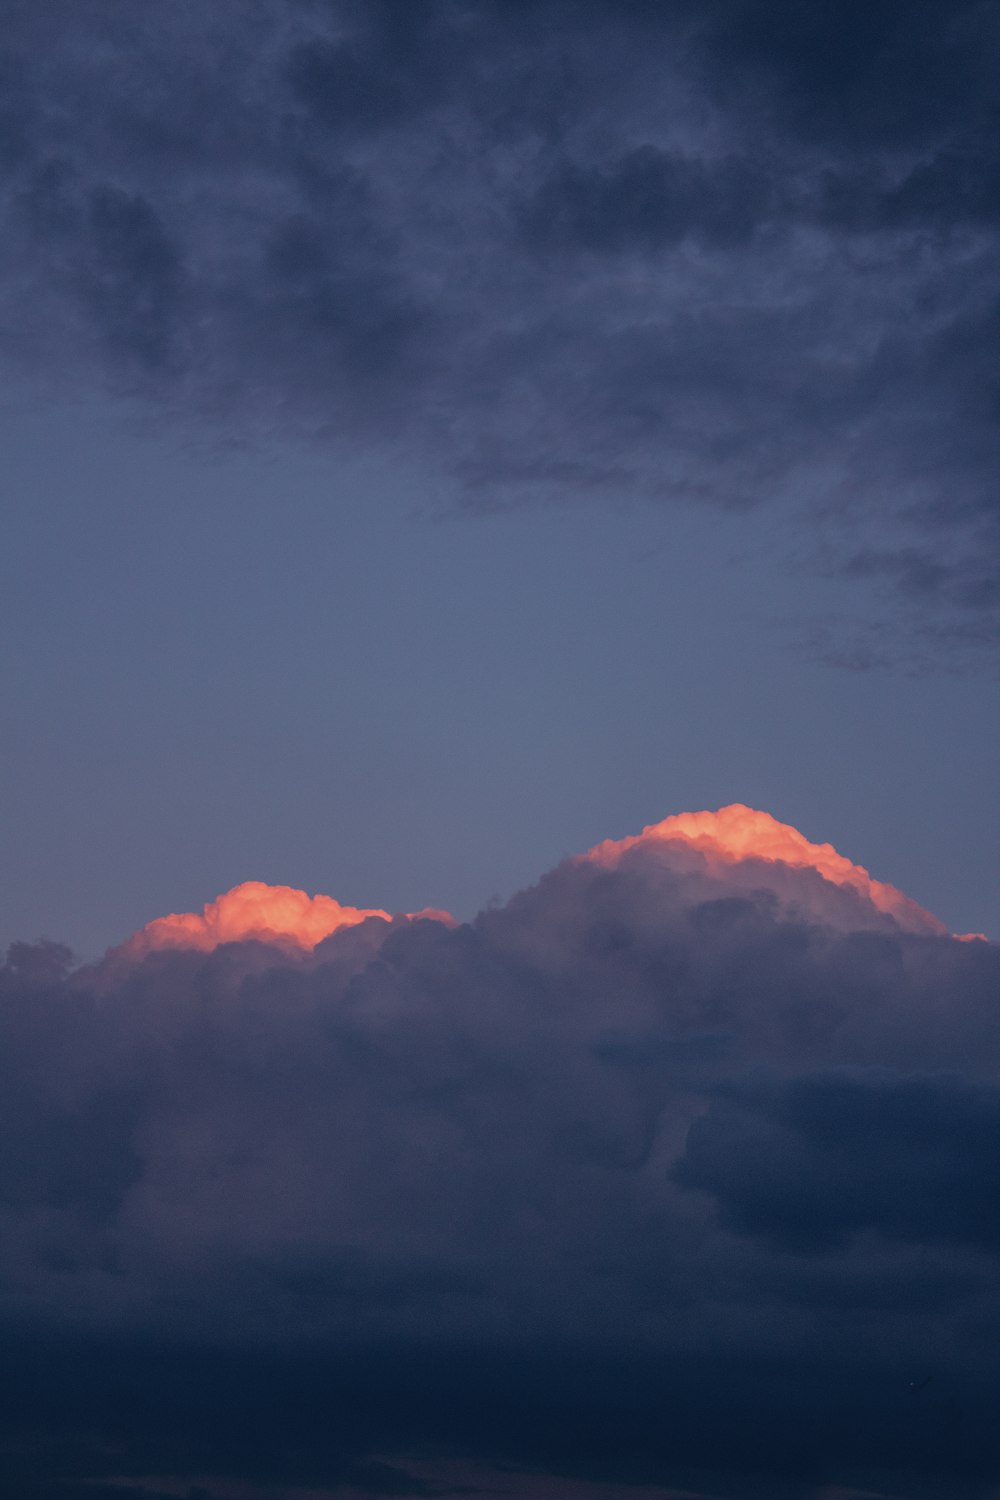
[1, 383, 997, 953]
[1, 2, 997, 956]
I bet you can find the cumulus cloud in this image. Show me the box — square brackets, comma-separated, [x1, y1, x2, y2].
[123, 880, 393, 955]
[583, 803, 948, 935]
[0, 1, 996, 660]
[0, 807, 998, 1498]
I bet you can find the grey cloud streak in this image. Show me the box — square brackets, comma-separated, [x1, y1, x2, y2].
[1, 839, 998, 1498]
[0, 0, 997, 662]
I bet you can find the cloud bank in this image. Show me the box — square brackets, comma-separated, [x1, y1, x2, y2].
[0, 1, 997, 660]
[1, 806, 998, 1498]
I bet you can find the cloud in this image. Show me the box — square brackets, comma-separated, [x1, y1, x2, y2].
[583, 803, 947, 934]
[123, 880, 393, 955]
[520, 148, 774, 255]
[1, 807, 998, 1496]
[119, 881, 456, 959]
[673, 1066, 1000, 1253]
[0, 1, 996, 659]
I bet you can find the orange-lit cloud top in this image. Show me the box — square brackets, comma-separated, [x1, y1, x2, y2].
[585, 803, 949, 936]
[126, 880, 393, 956]
[124, 807, 967, 956]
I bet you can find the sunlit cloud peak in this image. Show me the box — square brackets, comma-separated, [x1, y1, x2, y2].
[122, 807, 959, 957]
[586, 803, 948, 935]
[125, 880, 393, 955]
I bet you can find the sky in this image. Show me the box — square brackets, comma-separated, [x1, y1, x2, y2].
[1, 3, 999, 1498]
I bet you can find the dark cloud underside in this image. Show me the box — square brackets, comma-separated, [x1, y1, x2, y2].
[0, 840, 998, 1498]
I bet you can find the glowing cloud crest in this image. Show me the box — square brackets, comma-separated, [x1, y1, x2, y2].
[125, 880, 393, 955]
[121, 806, 962, 958]
[585, 803, 949, 936]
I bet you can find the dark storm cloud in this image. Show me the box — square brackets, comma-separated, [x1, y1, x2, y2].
[674, 1067, 1000, 1253]
[0, 0, 997, 659]
[520, 148, 775, 254]
[83, 187, 184, 372]
[1, 841, 999, 1498]
[689, 0, 998, 149]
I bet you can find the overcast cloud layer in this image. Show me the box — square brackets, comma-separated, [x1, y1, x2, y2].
[0, 0, 997, 663]
[2, 834, 998, 1499]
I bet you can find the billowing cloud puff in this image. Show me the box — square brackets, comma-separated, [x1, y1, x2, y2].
[122, 881, 457, 959]
[0, 809, 997, 1500]
[585, 803, 948, 935]
[124, 879, 392, 955]
[120, 806, 946, 964]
